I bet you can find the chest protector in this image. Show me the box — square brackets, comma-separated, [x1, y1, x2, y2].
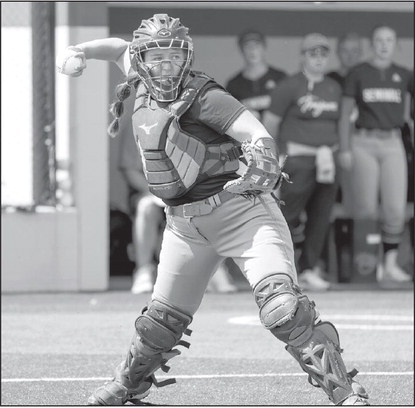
[132, 73, 240, 199]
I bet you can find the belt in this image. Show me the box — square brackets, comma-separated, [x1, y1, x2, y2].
[166, 190, 236, 218]
[355, 128, 400, 139]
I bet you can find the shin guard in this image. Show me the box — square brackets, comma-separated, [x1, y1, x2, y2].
[254, 275, 369, 405]
[115, 299, 192, 392]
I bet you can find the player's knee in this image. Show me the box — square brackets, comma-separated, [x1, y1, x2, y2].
[253, 274, 316, 346]
[134, 299, 192, 353]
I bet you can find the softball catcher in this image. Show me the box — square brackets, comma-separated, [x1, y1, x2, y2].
[57, 14, 369, 406]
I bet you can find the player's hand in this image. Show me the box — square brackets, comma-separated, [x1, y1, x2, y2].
[338, 150, 353, 170]
[56, 46, 87, 77]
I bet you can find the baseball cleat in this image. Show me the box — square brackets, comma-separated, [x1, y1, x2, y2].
[87, 378, 152, 405]
[340, 379, 369, 405]
[341, 395, 370, 405]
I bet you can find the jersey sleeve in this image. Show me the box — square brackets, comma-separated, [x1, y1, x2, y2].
[194, 86, 247, 134]
[268, 78, 295, 117]
[343, 68, 360, 98]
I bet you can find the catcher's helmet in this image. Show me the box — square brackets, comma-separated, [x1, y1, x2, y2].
[130, 14, 194, 102]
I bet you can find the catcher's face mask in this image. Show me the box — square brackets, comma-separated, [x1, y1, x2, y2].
[139, 45, 191, 102]
[130, 14, 194, 102]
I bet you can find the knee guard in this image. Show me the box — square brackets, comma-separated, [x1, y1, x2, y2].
[253, 274, 316, 346]
[254, 275, 369, 405]
[115, 299, 192, 391]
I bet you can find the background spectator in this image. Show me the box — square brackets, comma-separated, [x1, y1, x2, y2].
[263, 33, 342, 290]
[226, 30, 286, 123]
[338, 25, 413, 285]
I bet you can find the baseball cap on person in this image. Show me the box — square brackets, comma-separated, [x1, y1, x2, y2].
[238, 30, 266, 48]
[301, 33, 330, 52]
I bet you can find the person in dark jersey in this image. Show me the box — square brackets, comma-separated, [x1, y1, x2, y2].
[263, 33, 342, 291]
[226, 30, 286, 123]
[57, 15, 368, 406]
[338, 25, 413, 285]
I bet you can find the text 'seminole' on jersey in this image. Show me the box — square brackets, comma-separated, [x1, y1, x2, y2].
[344, 62, 413, 130]
[132, 73, 240, 200]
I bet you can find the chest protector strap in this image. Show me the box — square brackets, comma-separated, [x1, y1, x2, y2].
[132, 73, 240, 199]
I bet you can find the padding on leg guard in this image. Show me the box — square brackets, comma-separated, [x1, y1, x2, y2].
[287, 321, 369, 405]
[135, 300, 192, 352]
[115, 299, 192, 394]
[253, 274, 317, 346]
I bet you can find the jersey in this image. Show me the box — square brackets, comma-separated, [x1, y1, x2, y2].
[226, 67, 286, 123]
[116, 47, 246, 206]
[343, 62, 413, 130]
[327, 71, 346, 89]
[269, 72, 342, 148]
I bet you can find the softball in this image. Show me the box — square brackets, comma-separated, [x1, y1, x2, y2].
[56, 49, 85, 76]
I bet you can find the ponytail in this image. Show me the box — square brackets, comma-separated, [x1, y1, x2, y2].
[107, 71, 141, 137]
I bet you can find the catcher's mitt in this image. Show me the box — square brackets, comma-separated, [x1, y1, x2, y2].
[224, 138, 285, 196]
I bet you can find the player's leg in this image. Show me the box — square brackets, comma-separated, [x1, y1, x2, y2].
[378, 135, 411, 282]
[212, 194, 369, 405]
[280, 156, 316, 241]
[89, 215, 220, 405]
[350, 136, 380, 220]
[280, 156, 330, 289]
[280, 156, 316, 262]
[299, 174, 339, 288]
[350, 136, 381, 281]
[152, 216, 223, 314]
[131, 195, 165, 293]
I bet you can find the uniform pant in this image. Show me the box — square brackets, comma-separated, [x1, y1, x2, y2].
[351, 130, 407, 244]
[279, 155, 339, 273]
[152, 194, 296, 315]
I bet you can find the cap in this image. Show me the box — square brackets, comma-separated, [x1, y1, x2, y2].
[301, 33, 330, 52]
[238, 30, 266, 48]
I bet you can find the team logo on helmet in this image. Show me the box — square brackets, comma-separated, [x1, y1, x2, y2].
[158, 28, 172, 37]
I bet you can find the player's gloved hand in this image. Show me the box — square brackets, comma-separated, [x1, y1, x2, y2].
[338, 150, 353, 170]
[224, 138, 286, 196]
[56, 46, 87, 77]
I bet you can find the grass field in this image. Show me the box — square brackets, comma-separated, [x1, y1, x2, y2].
[1, 288, 413, 406]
